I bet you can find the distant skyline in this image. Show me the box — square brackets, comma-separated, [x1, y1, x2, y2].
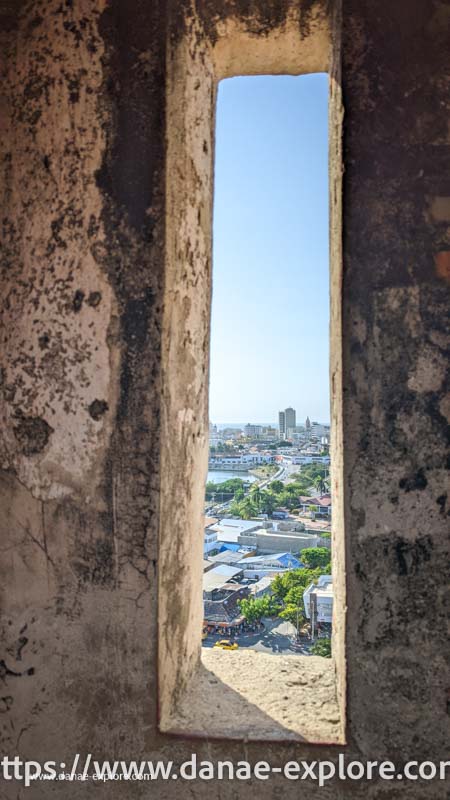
[212, 420, 328, 429]
[209, 74, 329, 424]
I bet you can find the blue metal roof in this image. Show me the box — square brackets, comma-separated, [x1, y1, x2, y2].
[218, 542, 241, 552]
[277, 553, 303, 568]
[237, 552, 303, 569]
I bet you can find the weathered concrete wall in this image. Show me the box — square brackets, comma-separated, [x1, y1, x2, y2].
[0, 0, 166, 781]
[0, 0, 449, 798]
[342, 0, 450, 765]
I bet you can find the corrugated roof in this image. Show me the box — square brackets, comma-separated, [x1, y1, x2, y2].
[218, 542, 241, 552]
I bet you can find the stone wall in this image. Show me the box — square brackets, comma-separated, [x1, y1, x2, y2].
[0, 0, 449, 797]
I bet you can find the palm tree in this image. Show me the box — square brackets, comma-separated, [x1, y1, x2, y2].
[249, 483, 261, 509]
[313, 474, 325, 494]
[238, 497, 258, 519]
[260, 490, 277, 515]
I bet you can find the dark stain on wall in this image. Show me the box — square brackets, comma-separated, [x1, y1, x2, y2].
[72, 289, 85, 312]
[97, 0, 167, 234]
[170, 0, 328, 45]
[13, 414, 53, 456]
[399, 468, 428, 493]
[88, 399, 109, 421]
[87, 291, 101, 308]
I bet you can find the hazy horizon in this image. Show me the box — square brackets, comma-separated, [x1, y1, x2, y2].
[210, 419, 330, 428]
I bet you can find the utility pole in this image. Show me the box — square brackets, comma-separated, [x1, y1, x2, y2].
[310, 592, 317, 641]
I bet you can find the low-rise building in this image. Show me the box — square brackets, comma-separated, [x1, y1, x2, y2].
[249, 575, 274, 598]
[236, 552, 303, 579]
[204, 516, 219, 555]
[238, 526, 321, 554]
[207, 549, 253, 567]
[298, 495, 332, 518]
[203, 586, 250, 634]
[303, 575, 333, 623]
[203, 564, 244, 598]
[210, 518, 261, 544]
[208, 453, 275, 469]
[244, 424, 263, 438]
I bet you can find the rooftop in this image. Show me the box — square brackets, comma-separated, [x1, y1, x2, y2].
[238, 552, 303, 569]
[210, 518, 261, 543]
[203, 565, 243, 592]
[207, 550, 251, 566]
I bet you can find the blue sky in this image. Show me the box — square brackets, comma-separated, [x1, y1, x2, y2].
[209, 73, 329, 425]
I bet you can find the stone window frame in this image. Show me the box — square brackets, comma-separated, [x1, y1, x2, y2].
[158, 3, 346, 743]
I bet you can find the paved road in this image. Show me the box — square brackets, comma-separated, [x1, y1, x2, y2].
[202, 619, 314, 657]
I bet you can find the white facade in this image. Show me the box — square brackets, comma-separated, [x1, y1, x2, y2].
[204, 528, 218, 555]
[244, 424, 263, 437]
[303, 575, 333, 623]
[210, 518, 261, 544]
[208, 453, 275, 468]
[310, 423, 330, 439]
[283, 454, 330, 465]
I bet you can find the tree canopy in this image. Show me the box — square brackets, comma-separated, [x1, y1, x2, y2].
[238, 595, 279, 623]
[271, 567, 323, 630]
[301, 547, 331, 570]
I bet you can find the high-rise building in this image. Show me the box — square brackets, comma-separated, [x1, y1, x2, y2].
[244, 424, 263, 438]
[278, 407, 296, 439]
[285, 407, 296, 432]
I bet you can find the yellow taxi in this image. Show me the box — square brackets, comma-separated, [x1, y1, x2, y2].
[213, 639, 238, 651]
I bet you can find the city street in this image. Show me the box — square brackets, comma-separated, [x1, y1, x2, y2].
[202, 618, 314, 656]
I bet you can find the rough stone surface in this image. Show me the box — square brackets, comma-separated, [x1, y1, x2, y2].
[0, 0, 449, 798]
[167, 650, 341, 742]
[0, 0, 118, 500]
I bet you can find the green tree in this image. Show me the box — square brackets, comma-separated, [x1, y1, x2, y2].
[311, 638, 332, 658]
[238, 497, 258, 519]
[277, 490, 297, 509]
[205, 477, 246, 500]
[271, 567, 322, 602]
[228, 500, 242, 517]
[313, 474, 325, 493]
[269, 480, 284, 494]
[249, 483, 261, 509]
[238, 596, 279, 623]
[259, 490, 277, 515]
[278, 585, 307, 630]
[301, 547, 331, 570]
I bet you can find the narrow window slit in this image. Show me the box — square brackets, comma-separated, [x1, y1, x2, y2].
[196, 74, 338, 741]
[159, 20, 345, 745]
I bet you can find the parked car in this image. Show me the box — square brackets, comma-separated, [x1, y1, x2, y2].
[213, 639, 238, 651]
